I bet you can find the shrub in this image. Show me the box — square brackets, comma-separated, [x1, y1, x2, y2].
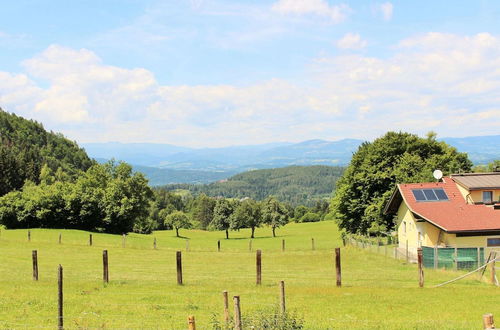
[299, 212, 321, 223]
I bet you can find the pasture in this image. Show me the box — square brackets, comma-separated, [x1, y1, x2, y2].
[0, 221, 497, 329]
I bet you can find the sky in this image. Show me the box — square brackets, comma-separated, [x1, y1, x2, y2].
[1, 0, 499, 147]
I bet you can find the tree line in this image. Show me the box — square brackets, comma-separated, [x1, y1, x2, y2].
[161, 165, 344, 207]
[144, 189, 330, 237]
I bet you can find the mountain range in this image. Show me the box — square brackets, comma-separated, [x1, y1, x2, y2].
[82, 135, 500, 185]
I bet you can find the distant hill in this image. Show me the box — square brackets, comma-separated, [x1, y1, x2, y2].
[161, 165, 345, 206]
[441, 136, 500, 164]
[84, 135, 500, 183]
[83, 139, 361, 172]
[0, 109, 95, 196]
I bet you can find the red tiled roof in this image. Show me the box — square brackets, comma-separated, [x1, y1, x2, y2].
[396, 177, 500, 232]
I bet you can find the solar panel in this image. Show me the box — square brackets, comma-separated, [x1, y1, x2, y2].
[423, 189, 438, 200]
[412, 188, 449, 202]
[412, 189, 426, 201]
[434, 188, 448, 200]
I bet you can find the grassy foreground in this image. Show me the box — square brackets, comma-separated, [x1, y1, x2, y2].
[0, 222, 497, 329]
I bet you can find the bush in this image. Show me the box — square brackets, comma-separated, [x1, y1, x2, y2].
[299, 212, 321, 223]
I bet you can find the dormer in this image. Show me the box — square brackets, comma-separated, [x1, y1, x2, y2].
[451, 172, 500, 205]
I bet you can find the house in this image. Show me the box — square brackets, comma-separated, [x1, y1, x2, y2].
[384, 172, 500, 257]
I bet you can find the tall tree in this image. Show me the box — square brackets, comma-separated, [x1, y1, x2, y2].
[164, 210, 192, 237]
[331, 131, 473, 234]
[192, 194, 216, 229]
[232, 199, 262, 238]
[261, 197, 289, 237]
[211, 199, 236, 239]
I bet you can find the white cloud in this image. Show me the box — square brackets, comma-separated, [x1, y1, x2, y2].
[271, 0, 351, 23]
[336, 33, 367, 50]
[376, 2, 393, 21]
[1, 33, 500, 146]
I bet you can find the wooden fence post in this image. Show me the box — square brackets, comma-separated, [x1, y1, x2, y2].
[32, 250, 38, 281]
[311, 238, 315, 251]
[59, 233, 62, 244]
[279, 281, 286, 314]
[223, 290, 229, 323]
[122, 234, 126, 248]
[454, 247, 458, 271]
[28, 230, 31, 242]
[483, 313, 495, 330]
[418, 248, 424, 288]
[103, 250, 109, 283]
[58, 264, 63, 330]
[335, 248, 341, 287]
[177, 251, 183, 285]
[491, 257, 496, 285]
[434, 246, 438, 269]
[188, 315, 196, 330]
[154, 237, 157, 250]
[256, 250, 262, 285]
[89, 234, 93, 246]
[233, 296, 242, 330]
[477, 247, 481, 269]
[217, 240, 221, 252]
[281, 239, 285, 252]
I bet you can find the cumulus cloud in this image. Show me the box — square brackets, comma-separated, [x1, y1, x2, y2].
[336, 33, 367, 50]
[271, 0, 351, 23]
[1, 33, 499, 146]
[376, 2, 393, 21]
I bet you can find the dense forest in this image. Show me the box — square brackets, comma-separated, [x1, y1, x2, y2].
[0, 109, 94, 196]
[161, 165, 344, 206]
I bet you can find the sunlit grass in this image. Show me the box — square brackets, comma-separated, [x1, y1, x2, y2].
[0, 222, 497, 329]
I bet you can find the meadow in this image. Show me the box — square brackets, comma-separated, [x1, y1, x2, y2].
[0, 221, 497, 329]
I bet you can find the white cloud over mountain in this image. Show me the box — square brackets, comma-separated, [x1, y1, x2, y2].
[1, 32, 499, 146]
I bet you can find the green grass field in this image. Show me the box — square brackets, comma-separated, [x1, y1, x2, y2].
[0, 221, 497, 329]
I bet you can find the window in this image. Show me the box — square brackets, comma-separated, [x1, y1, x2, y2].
[487, 238, 500, 247]
[483, 191, 493, 204]
[412, 188, 449, 202]
[402, 221, 406, 234]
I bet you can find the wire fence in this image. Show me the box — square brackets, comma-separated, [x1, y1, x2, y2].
[346, 236, 500, 272]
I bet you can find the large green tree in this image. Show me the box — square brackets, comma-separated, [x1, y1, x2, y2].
[164, 211, 192, 237]
[261, 197, 289, 237]
[191, 194, 216, 229]
[330, 131, 473, 234]
[210, 199, 236, 239]
[232, 198, 262, 238]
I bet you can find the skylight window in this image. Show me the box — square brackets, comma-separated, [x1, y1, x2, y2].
[412, 188, 448, 202]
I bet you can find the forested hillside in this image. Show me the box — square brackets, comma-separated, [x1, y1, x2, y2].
[161, 165, 345, 206]
[0, 109, 94, 196]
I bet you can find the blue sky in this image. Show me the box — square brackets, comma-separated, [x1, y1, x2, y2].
[1, 0, 499, 147]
